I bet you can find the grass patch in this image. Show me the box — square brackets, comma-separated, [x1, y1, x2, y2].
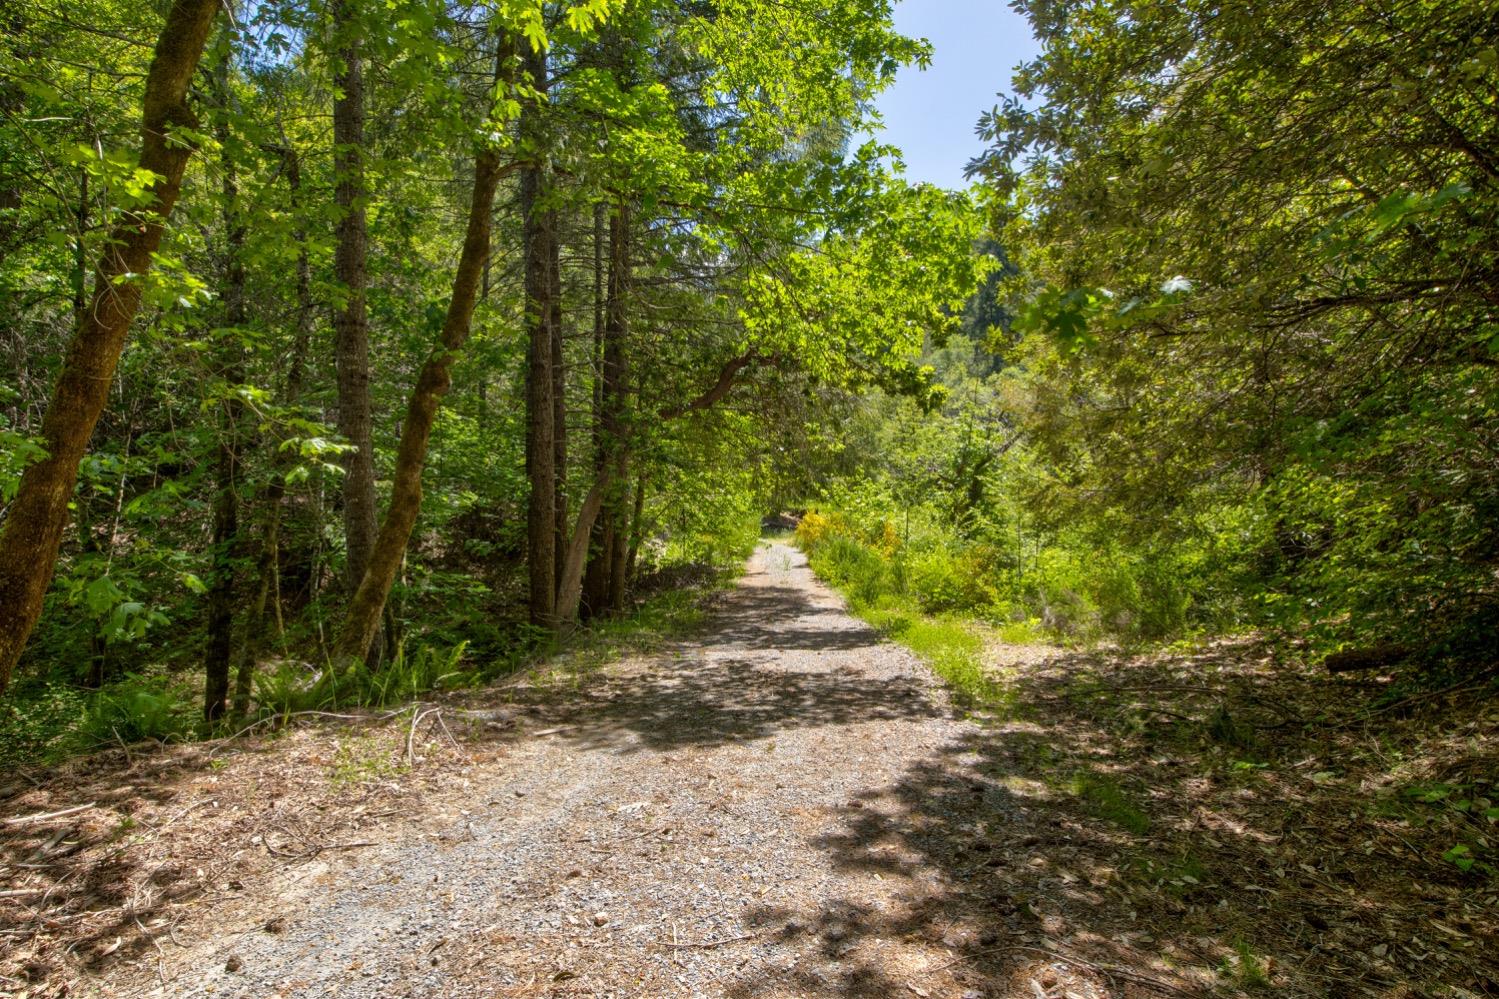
[1068, 772, 1151, 835]
[995, 617, 1046, 645]
[802, 531, 1015, 711]
[901, 614, 997, 704]
[329, 734, 407, 787]
[844, 595, 1010, 710]
[1221, 937, 1272, 988]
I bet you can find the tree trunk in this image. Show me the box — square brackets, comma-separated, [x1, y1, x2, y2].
[582, 202, 630, 616]
[233, 141, 313, 713]
[204, 422, 241, 720]
[591, 202, 605, 425]
[556, 473, 611, 624]
[607, 475, 630, 612]
[205, 54, 247, 721]
[332, 147, 505, 665]
[581, 203, 609, 617]
[0, 0, 220, 697]
[581, 513, 614, 617]
[331, 0, 378, 602]
[625, 469, 648, 589]
[550, 208, 567, 597]
[522, 43, 556, 630]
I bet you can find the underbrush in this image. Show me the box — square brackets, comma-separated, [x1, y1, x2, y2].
[796, 496, 1236, 650]
[0, 559, 741, 769]
[254, 640, 479, 719]
[800, 524, 1003, 708]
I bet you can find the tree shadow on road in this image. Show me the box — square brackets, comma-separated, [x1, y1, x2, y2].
[455, 551, 1498, 998]
[717, 642, 1499, 998]
[485, 574, 950, 754]
[546, 654, 946, 754]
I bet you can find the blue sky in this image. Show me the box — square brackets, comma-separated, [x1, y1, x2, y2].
[873, 1, 1041, 189]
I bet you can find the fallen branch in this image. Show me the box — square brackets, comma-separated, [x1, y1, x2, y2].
[1015, 945, 1200, 996]
[25, 826, 72, 863]
[432, 711, 469, 761]
[314, 841, 375, 855]
[924, 943, 1200, 996]
[1324, 643, 1414, 674]
[406, 705, 442, 767]
[262, 831, 375, 862]
[1336, 670, 1497, 728]
[134, 915, 167, 985]
[662, 931, 760, 949]
[1074, 683, 1304, 724]
[4, 803, 96, 826]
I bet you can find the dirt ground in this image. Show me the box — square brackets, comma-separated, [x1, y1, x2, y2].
[2, 540, 1495, 998]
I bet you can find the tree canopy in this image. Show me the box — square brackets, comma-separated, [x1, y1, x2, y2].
[0, 0, 985, 720]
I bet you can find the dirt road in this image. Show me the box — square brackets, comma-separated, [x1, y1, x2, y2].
[117, 541, 1120, 998]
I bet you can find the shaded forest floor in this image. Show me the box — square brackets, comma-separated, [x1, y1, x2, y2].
[959, 637, 1499, 997]
[1, 542, 1495, 998]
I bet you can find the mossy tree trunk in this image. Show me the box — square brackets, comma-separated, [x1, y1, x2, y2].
[330, 33, 515, 666]
[332, 145, 507, 665]
[0, 0, 221, 697]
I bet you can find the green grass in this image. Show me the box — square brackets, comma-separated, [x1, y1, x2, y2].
[329, 734, 408, 787]
[900, 614, 999, 704]
[1068, 772, 1151, 835]
[995, 617, 1045, 645]
[807, 539, 1012, 711]
[1222, 937, 1272, 988]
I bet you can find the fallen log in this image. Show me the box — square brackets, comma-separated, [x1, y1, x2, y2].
[1324, 643, 1415, 674]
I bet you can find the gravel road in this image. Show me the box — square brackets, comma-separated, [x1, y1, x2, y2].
[136, 542, 1061, 998]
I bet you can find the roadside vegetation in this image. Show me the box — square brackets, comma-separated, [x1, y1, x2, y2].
[0, 0, 970, 761]
[0, 535, 750, 769]
[799, 512, 1499, 993]
[2, 0, 1497, 992]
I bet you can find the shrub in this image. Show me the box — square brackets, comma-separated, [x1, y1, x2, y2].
[254, 641, 473, 719]
[807, 534, 892, 607]
[802, 493, 1241, 648]
[0, 682, 87, 766]
[76, 673, 192, 747]
[795, 509, 848, 550]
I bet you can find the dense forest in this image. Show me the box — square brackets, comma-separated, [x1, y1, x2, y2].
[2, 1, 1499, 990]
[802, 0, 1499, 673]
[0, 0, 985, 750]
[4, 0, 1494, 750]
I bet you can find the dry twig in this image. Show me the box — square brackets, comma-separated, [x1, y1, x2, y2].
[662, 931, 760, 949]
[4, 803, 97, 826]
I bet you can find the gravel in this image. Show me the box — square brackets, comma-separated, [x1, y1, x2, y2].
[129, 542, 1010, 998]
